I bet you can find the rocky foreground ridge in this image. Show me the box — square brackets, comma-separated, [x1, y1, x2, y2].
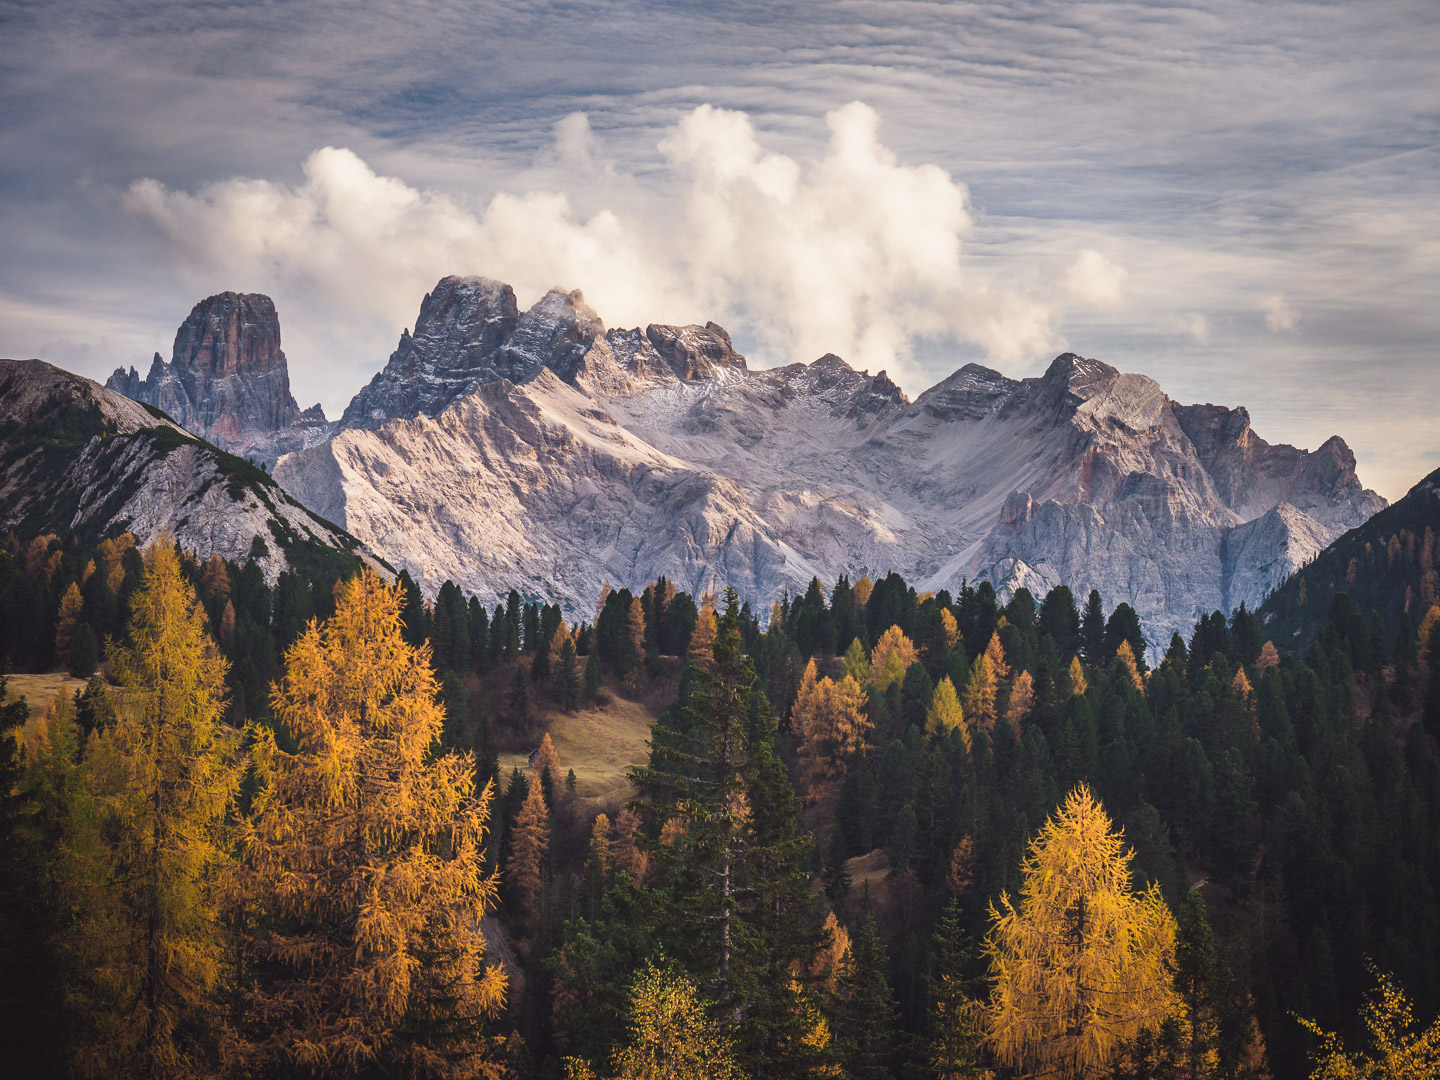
[236, 275, 1378, 647]
[2, 358, 372, 583]
[106, 292, 330, 464]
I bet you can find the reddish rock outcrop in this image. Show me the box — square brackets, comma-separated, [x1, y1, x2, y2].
[107, 292, 329, 464]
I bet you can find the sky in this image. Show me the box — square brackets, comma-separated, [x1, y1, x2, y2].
[1, 0, 1437, 499]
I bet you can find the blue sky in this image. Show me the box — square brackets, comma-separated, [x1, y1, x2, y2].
[2, 0, 1437, 498]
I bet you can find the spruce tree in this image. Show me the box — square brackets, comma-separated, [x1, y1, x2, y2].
[559, 637, 582, 711]
[1081, 588, 1106, 664]
[928, 899, 991, 1080]
[634, 588, 752, 1005]
[584, 650, 602, 703]
[835, 901, 898, 1080]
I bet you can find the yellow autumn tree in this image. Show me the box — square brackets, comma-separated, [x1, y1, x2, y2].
[940, 608, 962, 650]
[1300, 966, 1440, 1079]
[1006, 670, 1035, 732]
[986, 784, 1179, 1079]
[926, 676, 968, 746]
[533, 730, 561, 782]
[854, 576, 874, 608]
[236, 568, 506, 1078]
[963, 639, 1004, 733]
[564, 961, 743, 1080]
[1115, 641, 1144, 691]
[1257, 641, 1281, 672]
[83, 539, 244, 1080]
[688, 599, 719, 671]
[624, 597, 647, 687]
[588, 813, 612, 885]
[508, 776, 551, 926]
[871, 625, 919, 691]
[54, 580, 84, 662]
[1420, 605, 1440, 669]
[793, 660, 871, 804]
[610, 807, 649, 883]
[1069, 655, 1089, 696]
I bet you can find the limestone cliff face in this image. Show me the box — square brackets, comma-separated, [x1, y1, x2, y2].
[3, 359, 370, 583]
[272, 276, 1386, 649]
[106, 292, 329, 464]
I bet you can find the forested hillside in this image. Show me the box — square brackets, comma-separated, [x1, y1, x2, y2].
[1258, 465, 1440, 650]
[2, 530, 1439, 1078]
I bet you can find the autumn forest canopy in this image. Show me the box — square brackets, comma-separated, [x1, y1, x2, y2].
[3, 531, 1440, 1079]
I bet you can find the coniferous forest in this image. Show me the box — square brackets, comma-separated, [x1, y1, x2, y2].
[3, 530, 1440, 1079]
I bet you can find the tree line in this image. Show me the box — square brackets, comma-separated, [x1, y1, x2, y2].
[4, 532, 1440, 1077]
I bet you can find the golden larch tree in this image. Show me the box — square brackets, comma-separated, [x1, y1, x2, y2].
[1068, 655, 1088, 697]
[85, 540, 244, 1080]
[854, 576, 874, 607]
[1115, 641, 1144, 691]
[533, 730, 561, 782]
[963, 649, 1001, 733]
[587, 813, 612, 885]
[625, 597, 647, 686]
[926, 676, 968, 746]
[236, 569, 506, 1078]
[793, 661, 870, 804]
[1419, 605, 1440, 669]
[940, 608, 962, 650]
[564, 962, 743, 1080]
[688, 599, 719, 671]
[1006, 671, 1035, 732]
[609, 807, 649, 883]
[549, 617, 573, 669]
[1257, 641, 1281, 672]
[508, 776, 551, 926]
[870, 625, 919, 691]
[986, 784, 1179, 1079]
[54, 580, 84, 661]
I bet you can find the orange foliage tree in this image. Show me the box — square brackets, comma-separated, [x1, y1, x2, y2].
[986, 784, 1178, 1079]
[236, 569, 506, 1078]
[793, 659, 871, 804]
[86, 540, 245, 1079]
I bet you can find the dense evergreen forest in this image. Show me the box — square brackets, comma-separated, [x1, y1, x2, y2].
[3, 528, 1440, 1079]
[1257, 465, 1440, 650]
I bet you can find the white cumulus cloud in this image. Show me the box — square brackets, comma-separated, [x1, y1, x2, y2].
[123, 102, 1126, 397]
[1258, 292, 1299, 332]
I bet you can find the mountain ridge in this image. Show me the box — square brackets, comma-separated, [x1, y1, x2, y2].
[89, 276, 1384, 645]
[3, 357, 377, 584]
[260, 278, 1383, 645]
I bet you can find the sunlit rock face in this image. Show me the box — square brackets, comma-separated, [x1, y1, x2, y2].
[272, 276, 1384, 650]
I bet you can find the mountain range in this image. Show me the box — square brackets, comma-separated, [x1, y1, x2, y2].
[79, 275, 1387, 645]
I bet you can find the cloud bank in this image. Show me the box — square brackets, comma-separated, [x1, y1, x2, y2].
[124, 102, 1123, 391]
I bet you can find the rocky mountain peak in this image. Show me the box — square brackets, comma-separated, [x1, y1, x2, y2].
[339, 276, 520, 430]
[643, 321, 748, 381]
[105, 292, 319, 461]
[491, 288, 604, 384]
[915, 362, 1017, 420]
